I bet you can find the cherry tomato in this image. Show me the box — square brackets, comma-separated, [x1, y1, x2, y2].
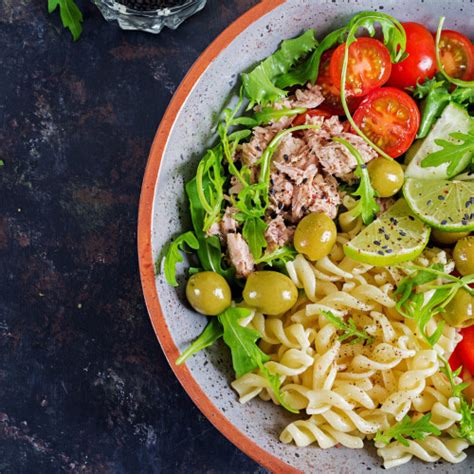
[456, 326, 474, 374]
[329, 38, 392, 97]
[437, 30, 474, 81]
[387, 23, 437, 89]
[316, 50, 361, 115]
[449, 346, 463, 372]
[352, 87, 420, 158]
[292, 108, 332, 127]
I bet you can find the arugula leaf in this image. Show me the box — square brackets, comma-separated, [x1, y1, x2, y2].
[163, 232, 199, 287]
[439, 357, 474, 444]
[218, 307, 269, 377]
[48, 0, 83, 41]
[451, 86, 474, 105]
[394, 264, 474, 346]
[186, 177, 235, 281]
[254, 246, 298, 266]
[242, 29, 318, 106]
[176, 319, 223, 365]
[421, 130, 474, 178]
[242, 217, 267, 260]
[435, 17, 474, 89]
[218, 307, 298, 413]
[253, 107, 306, 125]
[276, 28, 345, 88]
[321, 310, 373, 345]
[333, 136, 379, 225]
[375, 414, 441, 447]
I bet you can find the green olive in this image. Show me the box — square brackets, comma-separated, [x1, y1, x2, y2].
[294, 212, 337, 261]
[186, 271, 231, 316]
[431, 229, 470, 246]
[454, 236, 474, 276]
[339, 211, 362, 233]
[243, 271, 298, 315]
[367, 157, 404, 198]
[442, 289, 474, 328]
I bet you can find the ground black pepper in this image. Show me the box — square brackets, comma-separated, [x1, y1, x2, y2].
[117, 0, 188, 11]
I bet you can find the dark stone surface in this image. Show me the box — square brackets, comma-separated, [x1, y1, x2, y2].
[0, 1, 267, 472]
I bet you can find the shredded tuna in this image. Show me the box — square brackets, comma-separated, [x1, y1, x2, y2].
[220, 206, 239, 236]
[206, 222, 221, 238]
[238, 125, 275, 166]
[273, 135, 306, 163]
[270, 172, 294, 208]
[228, 175, 244, 195]
[226, 233, 254, 278]
[265, 215, 295, 250]
[291, 173, 340, 222]
[290, 83, 325, 109]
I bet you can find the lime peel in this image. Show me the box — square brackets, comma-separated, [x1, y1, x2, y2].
[344, 199, 430, 266]
[403, 178, 474, 232]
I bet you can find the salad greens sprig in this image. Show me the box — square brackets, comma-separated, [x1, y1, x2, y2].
[394, 264, 474, 346]
[374, 414, 441, 447]
[322, 310, 374, 345]
[176, 307, 297, 413]
[439, 357, 474, 444]
[242, 29, 318, 107]
[48, 0, 83, 41]
[435, 17, 474, 89]
[333, 137, 379, 225]
[163, 232, 199, 287]
[421, 130, 474, 178]
[412, 76, 474, 138]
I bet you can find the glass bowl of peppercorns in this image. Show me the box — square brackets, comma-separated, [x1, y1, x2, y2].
[93, 0, 207, 34]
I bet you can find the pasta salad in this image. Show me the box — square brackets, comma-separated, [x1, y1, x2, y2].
[161, 11, 474, 469]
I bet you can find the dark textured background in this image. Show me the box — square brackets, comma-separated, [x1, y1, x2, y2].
[0, 1, 267, 472]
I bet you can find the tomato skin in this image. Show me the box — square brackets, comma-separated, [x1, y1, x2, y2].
[292, 108, 332, 127]
[316, 50, 361, 115]
[437, 30, 474, 81]
[387, 22, 437, 89]
[457, 326, 474, 374]
[330, 38, 392, 97]
[352, 87, 420, 158]
[449, 346, 464, 372]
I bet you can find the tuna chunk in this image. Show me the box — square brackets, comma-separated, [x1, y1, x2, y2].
[227, 233, 254, 278]
[265, 215, 295, 250]
[316, 132, 377, 178]
[291, 83, 325, 109]
[291, 173, 340, 221]
[220, 206, 239, 236]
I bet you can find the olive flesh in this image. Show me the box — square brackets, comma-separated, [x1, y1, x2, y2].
[431, 229, 470, 246]
[367, 157, 404, 198]
[186, 271, 231, 316]
[442, 289, 474, 328]
[294, 212, 337, 261]
[243, 271, 298, 315]
[453, 236, 474, 276]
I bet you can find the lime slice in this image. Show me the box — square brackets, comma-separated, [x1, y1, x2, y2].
[344, 199, 430, 266]
[403, 178, 474, 232]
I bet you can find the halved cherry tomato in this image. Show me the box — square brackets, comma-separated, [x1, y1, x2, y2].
[352, 87, 420, 158]
[387, 23, 437, 89]
[456, 326, 474, 374]
[329, 38, 392, 97]
[437, 30, 474, 81]
[292, 108, 332, 127]
[449, 346, 464, 372]
[316, 50, 361, 115]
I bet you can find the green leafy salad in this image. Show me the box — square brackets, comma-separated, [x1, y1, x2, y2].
[161, 11, 474, 469]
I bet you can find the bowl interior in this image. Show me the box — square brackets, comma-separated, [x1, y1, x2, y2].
[146, 1, 473, 471]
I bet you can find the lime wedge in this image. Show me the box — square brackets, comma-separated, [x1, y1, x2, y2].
[403, 178, 474, 232]
[344, 199, 430, 266]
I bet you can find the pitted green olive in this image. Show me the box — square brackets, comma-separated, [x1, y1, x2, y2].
[454, 236, 474, 276]
[431, 229, 470, 246]
[294, 212, 337, 261]
[186, 271, 231, 316]
[367, 157, 404, 198]
[442, 289, 474, 328]
[243, 271, 298, 315]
